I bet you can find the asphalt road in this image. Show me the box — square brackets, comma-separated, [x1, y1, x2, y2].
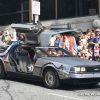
[0, 77, 100, 100]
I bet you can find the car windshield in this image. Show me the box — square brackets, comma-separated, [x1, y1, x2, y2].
[35, 47, 72, 57]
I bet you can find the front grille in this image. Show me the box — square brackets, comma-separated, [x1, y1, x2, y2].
[86, 66, 100, 72]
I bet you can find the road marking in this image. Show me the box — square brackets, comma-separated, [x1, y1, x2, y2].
[48, 92, 86, 100]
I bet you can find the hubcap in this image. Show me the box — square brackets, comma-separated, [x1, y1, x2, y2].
[45, 71, 55, 86]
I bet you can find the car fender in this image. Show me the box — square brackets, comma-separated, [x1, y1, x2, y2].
[40, 62, 58, 77]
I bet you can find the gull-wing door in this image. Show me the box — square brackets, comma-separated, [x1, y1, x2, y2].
[11, 23, 44, 44]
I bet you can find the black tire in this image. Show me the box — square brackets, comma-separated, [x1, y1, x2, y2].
[0, 62, 6, 79]
[88, 83, 99, 87]
[43, 69, 59, 89]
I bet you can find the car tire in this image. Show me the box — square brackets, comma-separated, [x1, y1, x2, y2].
[88, 83, 99, 87]
[43, 68, 59, 89]
[0, 62, 6, 79]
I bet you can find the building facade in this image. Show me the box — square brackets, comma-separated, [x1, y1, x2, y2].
[0, 0, 99, 25]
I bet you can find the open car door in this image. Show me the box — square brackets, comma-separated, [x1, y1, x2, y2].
[11, 23, 44, 45]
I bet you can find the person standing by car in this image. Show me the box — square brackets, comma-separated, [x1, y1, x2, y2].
[93, 43, 100, 61]
[0, 31, 3, 45]
[54, 34, 61, 47]
[17, 32, 26, 42]
[64, 34, 78, 56]
[69, 35, 78, 55]
[49, 34, 56, 46]
[59, 34, 67, 49]
[94, 29, 100, 43]
[59, 34, 78, 55]
[3, 30, 12, 45]
[10, 31, 17, 42]
[87, 32, 95, 51]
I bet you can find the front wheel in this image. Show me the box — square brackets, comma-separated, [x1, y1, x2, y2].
[87, 83, 99, 87]
[0, 62, 6, 79]
[43, 69, 59, 89]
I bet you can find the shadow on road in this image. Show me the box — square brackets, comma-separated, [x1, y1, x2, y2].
[6, 76, 44, 88]
[59, 83, 100, 91]
[5, 75, 100, 91]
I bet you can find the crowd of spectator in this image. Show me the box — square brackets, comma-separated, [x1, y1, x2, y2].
[0, 30, 26, 46]
[76, 28, 100, 61]
[0, 27, 100, 62]
[49, 28, 100, 62]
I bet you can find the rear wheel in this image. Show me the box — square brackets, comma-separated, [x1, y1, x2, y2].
[0, 62, 6, 79]
[43, 69, 59, 89]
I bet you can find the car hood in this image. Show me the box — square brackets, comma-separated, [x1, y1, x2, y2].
[42, 57, 100, 66]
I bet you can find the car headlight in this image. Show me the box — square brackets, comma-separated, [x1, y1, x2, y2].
[70, 67, 86, 73]
[74, 67, 81, 72]
[81, 67, 86, 72]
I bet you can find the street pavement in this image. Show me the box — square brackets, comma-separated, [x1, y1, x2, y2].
[0, 77, 100, 100]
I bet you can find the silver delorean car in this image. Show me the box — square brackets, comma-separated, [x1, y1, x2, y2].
[0, 23, 100, 89]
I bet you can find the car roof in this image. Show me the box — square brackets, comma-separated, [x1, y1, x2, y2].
[11, 23, 78, 35]
[11, 23, 37, 31]
[41, 28, 78, 35]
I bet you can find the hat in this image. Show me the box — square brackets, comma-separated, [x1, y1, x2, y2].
[96, 29, 100, 32]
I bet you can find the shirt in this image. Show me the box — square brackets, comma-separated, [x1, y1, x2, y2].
[49, 37, 56, 46]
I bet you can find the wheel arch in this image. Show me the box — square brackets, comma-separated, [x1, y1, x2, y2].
[42, 66, 59, 78]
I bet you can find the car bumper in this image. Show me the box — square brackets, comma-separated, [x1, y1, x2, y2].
[69, 73, 100, 78]
[60, 73, 100, 85]
[58, 71, 100, 79]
